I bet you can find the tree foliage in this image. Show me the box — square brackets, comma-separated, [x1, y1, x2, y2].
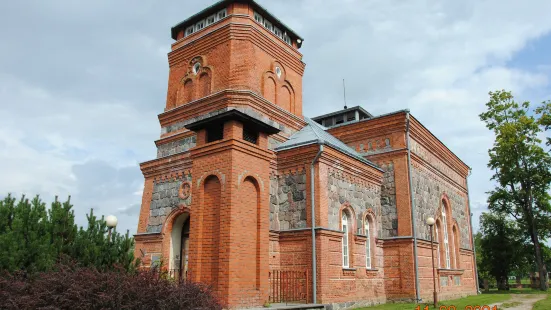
[0, 194, 138, 273]
[479, 90, 551, 290]
[535, 100, 551, 147]
[477, 212, 527, 290]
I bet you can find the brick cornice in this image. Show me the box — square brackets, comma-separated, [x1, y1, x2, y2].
[409, 115, 470, 177]
[411, 153, 468, 193]
[190, 138, 274, 162]
[319, 147, 383, 185]
[134, 233, 162, 242]
[159, 89, 306, 137]
[154, 130, 195, 147]
[327, 111, 408, 142]
[364, 148, 408, 161]
[140, 152, 192, 178]
[275, 143, 318, 172]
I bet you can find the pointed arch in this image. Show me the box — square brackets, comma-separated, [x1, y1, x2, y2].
[362, 210, 377, 269]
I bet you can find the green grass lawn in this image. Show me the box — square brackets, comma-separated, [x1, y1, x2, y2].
[533, 293, 551, 310]
[354, 292, 513, 310]
[484, 287, 546, 295]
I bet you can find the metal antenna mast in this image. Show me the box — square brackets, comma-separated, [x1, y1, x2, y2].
[343, 79, 348, 109]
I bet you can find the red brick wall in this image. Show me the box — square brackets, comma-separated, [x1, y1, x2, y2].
[200, 176, 221, 287]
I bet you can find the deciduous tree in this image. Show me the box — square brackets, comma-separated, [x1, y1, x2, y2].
[479, 90, 551, 290]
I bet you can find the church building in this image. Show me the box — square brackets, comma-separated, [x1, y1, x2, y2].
[134, 0, 478, 308]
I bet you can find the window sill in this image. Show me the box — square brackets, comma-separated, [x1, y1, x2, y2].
[365, 268, 379, 272]
[437, 268, 464, 276]
[342, 268, 357, 271]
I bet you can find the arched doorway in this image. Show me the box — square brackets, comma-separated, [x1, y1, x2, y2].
[170, 213, 190, 281]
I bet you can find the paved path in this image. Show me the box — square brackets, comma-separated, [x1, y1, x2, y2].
[488, 294, 546, 310]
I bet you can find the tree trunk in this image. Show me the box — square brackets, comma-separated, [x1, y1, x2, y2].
[527, 203, 549, 291]
[497, 275, 508, 290]
[516, 275, 522, 289]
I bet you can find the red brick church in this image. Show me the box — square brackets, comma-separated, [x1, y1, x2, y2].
[134, 0, 478, 308]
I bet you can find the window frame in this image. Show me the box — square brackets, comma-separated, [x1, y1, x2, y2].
[342, 213, 349, 268]
[365, 218, 372, 269]
[442, 207, 451, 269]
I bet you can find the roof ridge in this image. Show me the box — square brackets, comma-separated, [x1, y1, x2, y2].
[303, 117, 326, 142]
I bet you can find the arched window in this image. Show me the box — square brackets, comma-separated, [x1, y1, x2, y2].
[435, 220, 441, 268]
[365, 218, 372, 268]
[452, 225, 460, 269]
[442, 206, 451, 269]
[342, 213, 349, 268]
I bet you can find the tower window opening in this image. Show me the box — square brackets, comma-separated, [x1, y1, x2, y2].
[254, 12, 263, 23]
[206, 123, 224, 143]
[347, 111, 355, 122]
[185, 26, 194, 36]
[253, 11, 293, 46]
[183, 9, 228, 38]
[195, 20, 205, 31]
[243, 125, 259, 145]
[217, 9, 227, 20]
[206, 14, 216, 25]
[335, 115, 344, 125]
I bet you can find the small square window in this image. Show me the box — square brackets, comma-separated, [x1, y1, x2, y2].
[274, 27, 282, 37]
[347, 111, 355, 122]
[217, 9, 227, 20]
[335, 115, 344, 124]
[243, 126, 258, 145]
[195, 20, 205, 30]
[325, 118, 334, 127]
[151, 254, 161, 268]
[283, 35, 292, 45]
[254, 12, 263, 23]
[263, 20, 273, 31]
[207, 123, 224, 143]
[185, 26, 194, 36]
[206, 14, 215, 25]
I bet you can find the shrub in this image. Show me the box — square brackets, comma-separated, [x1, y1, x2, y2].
[0, 262, 223, 310]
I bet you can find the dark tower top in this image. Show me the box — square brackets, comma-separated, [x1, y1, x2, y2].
[171, 0, 304, 49]
[312, 106, 373, 128]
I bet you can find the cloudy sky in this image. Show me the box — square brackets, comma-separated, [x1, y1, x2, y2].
[1, 0, 550, 235]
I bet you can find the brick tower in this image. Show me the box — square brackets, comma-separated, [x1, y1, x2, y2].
[134, 0, 306, 307]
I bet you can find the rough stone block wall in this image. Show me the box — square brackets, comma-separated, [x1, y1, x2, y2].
[379, 162, 397, 238]
[411, 165, 470, 249]
[269, 171, 307, 230]
[326, 169, 382, 235]
[147, 173, 192, 233]
[156, 135, 196, 158]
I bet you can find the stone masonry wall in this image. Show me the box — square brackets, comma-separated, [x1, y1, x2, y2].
[147, 173, 192, 233]
[411, 165, 470, 249]
[327, 168, 382, 237]
[269, 171, 307, 230]
[379, 162, 398, 238]
[157, 136, 196, 158]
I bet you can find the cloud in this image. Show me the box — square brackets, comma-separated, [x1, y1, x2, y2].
[0, 0, 550, 235]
